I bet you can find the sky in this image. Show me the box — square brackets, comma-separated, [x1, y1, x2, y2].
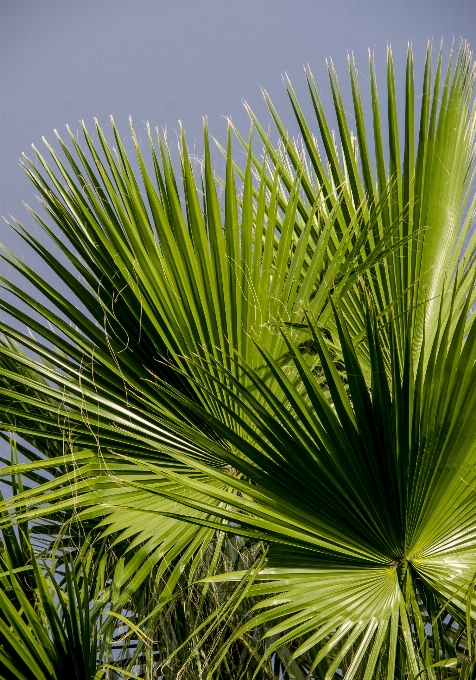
[0, 0, 475, 460]
[1, 0, 475, 251]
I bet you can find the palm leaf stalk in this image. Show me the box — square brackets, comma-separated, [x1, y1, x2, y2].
[0, 40, 475, 677]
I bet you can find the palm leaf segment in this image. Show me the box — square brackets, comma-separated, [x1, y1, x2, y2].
[0, 41, 475, 677]
[234, 40, 476, 359]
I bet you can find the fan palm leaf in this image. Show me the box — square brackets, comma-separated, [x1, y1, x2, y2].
[70, 279, 476, 678]
[0, 69, 402, 605]
[0, 40, 475, 677]
[230, 40, 476, 360]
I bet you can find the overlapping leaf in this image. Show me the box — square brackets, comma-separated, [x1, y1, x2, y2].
[0, 41, 475, 678]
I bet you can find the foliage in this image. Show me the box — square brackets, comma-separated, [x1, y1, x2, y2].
[0, 40, 475, 678]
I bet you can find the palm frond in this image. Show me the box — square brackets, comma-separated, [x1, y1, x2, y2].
[0, 41, 475, 678]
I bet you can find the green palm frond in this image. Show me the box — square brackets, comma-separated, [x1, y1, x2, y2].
[0, 81, 402, 612]
[0, 40, 475, 678]
[76, 279, 476, 677]
[0, 482, 130, 680]
[232, 40, 476, 359]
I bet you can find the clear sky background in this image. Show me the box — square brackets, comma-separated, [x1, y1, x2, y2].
[1, 0, 475, 252]
[0, 0, 475, 462]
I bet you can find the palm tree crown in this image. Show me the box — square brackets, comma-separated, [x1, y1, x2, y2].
[0, 40, 476, 679]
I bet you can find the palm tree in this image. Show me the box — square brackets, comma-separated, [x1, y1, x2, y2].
[0, 40, 475, 678]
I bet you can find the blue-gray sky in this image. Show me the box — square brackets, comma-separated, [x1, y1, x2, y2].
[1, 0, 475, 250]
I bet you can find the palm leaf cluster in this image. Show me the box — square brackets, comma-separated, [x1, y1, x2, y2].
[0, 40, 476, 678]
